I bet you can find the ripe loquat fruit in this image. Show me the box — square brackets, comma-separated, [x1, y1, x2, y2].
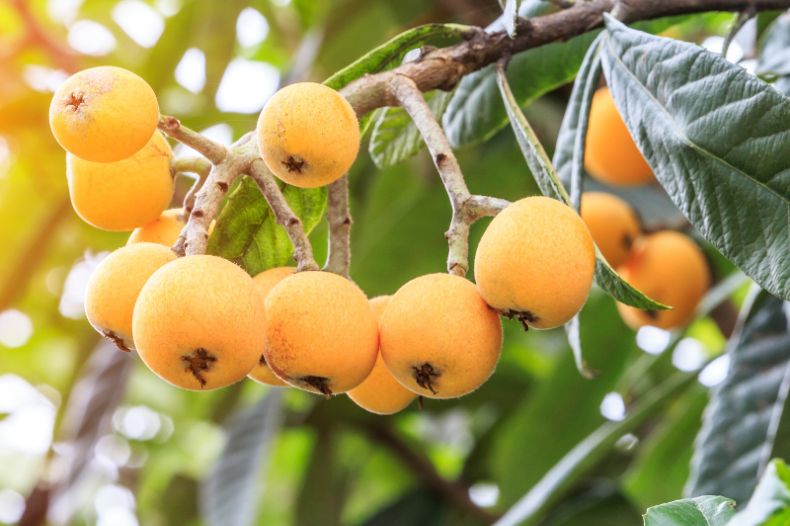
[262, 271, 378, 396]
[616, 231, 710, 330]
[585, 87, 654, 186]
[347, 296, 417, 414]
[256, 82, 359, 188]
[380, 274, 502, 399]
[50, 66, 159, 162]
[580, 192, 641, 268]
[84, 242, 176, 352]
[127, 208, 185, 247]
[248, 266, 295, 387]
[67, 131, 174, 231]
[132, 255, 265, 390]
[474, 196, 596, 329]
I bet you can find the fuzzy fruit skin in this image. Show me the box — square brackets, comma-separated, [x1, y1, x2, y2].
[84, 243, 176, 352]
[380, 274, 502, 399]
[68, 131, 174, 231]
[133, 255, 265, 391]
[263, 271, 378, 395]
[49, 66, 159, 162]
[347, 296, 416, 414]
[127, 208, 185, 246]
[580, 192, 641, 268]
[256, 82, 359, 188]
[474, 196, 595, 329]
[585, 87, 654, 186]
[248, 267, 295, 387]
[616, 231, 710, 330]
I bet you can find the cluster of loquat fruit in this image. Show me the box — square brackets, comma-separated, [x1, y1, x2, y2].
[47, 66, 709, 416]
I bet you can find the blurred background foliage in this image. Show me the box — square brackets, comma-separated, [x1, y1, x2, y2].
[0, 1, 781, 525]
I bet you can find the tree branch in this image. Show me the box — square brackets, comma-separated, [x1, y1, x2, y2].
[338, 0, 790, 115]
[158, 115, 228, 165]
[248, 160, 320, 272]
[390, 74, 505, 275]
[364, 423, 499, 525]
[173, 157, 212, 215]
[324, 176, 353, 277]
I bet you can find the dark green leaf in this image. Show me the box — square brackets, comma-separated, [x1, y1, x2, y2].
[360, 490, 447, 526]
[553, 35, 604, 210]
[369, 91, 452, 168]
[600, 16, 790, 300]
[730, 459, 790, 526]
[495, 67, 667, 311]
[200, 391, 283, 526]
[687, 290, 790, 504]
[295, 426, 348, 526]
[323, 24, 470, 90]
[207, 177, 327, 275]
[643, 496, 735, 526]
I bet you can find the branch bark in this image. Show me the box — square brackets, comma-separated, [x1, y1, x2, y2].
[338, 0, 790, 115]
[249, 159, 320, 272]
[324, 176, 353, 277]
[159, 115, 228, 165]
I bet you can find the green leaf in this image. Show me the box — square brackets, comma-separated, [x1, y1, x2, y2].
[206, 177, 327, 275]
[495, 66, 668, 311]
[730, 459, 790, 526]
[553, 34, 604, 210]
[323, 23, 470, 91]
[200, 392, 283, 526]
[643, 496, 735, 526]
[295, 426, 348, 526]
[686, 290, 790, 504]
[369, 91, 452, 168]
[600, 16, 790, 301]
[496, 365, 700, 526]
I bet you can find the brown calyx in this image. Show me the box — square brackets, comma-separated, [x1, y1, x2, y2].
[413, 363, 440, 395]
[102, 330, 131, 353]
[66, 91, 86, 112]
[181, 348, 218, 388]
[301, 376, 333, 399]
[622, 233, 634, 250]
[282, 155, 306, 173]
[500, 309, 539, 331]
[259, 354, 268, 367]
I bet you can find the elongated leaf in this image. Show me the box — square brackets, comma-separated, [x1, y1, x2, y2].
[730, 459, 790, 526]
[686, 290, 790, 504]
[643, 496, 735, 526]
[495, 368, 699, 526]
[495, 67, 667, 311]
[200, 391, 284, 526]
[207, 177, 326, 275]
[553, 34, 604, 211]
[369, 91, 452, 168]
[323, 23, 470, 90]
[600, 16, 790, 300]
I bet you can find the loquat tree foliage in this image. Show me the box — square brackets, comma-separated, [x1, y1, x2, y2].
[3, 0, 790, 525]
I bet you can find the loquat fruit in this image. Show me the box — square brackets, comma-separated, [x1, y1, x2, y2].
[84, 242, 176, 352]
[474, 196, 595, 329]
[616, 231, 710, 330]
[256, 82, 359, 188]
[132, 255, 265, 390]
[379, 274, 502, 399]
[248, 266, 295, 387]
[585, 87, 654, 186]
[580, 192, 641, 268]
[347, 296, 417, 414]
[50, 66, 159, 162]
[262, 271, 378, 396]
[127, 208, 185, 247]
[67, 131, 174, 231]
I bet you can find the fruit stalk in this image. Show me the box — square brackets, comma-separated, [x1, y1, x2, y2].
[158, 115, 227, 165]
[248, 159, 320, 271]
[325, 176, 353, 277]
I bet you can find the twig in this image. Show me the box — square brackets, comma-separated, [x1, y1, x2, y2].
[390, 74, 503, 276]
[173, 158, 212, 214]
[324, 176, 352, 277]
[364, 423, 500, 525]
[248, 159, 320, 271]
[158, 115, 228, 165]
[721, 8, 755, 59]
